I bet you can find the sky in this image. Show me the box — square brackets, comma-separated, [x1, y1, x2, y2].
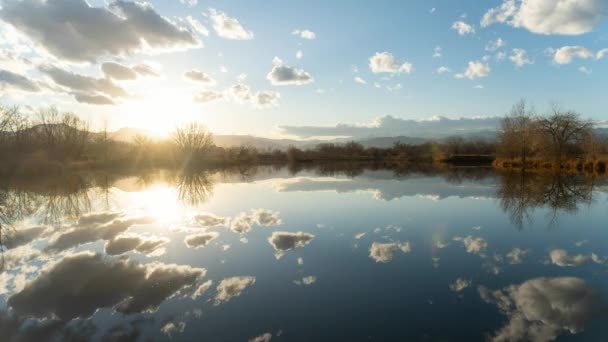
[1, 0, 608, 138]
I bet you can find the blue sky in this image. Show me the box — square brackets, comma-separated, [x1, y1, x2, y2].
[1, 0, 608, 137]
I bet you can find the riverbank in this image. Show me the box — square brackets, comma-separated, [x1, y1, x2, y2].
[493, 158, 608, 174]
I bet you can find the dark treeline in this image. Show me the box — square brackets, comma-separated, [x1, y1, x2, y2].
[0, 104, 496, 176]
[3, 100, 608, 177]
[495, 100, 608, 172]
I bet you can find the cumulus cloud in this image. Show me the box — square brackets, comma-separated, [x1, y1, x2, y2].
[266, 57, 313, 86]
[40, 65, 129, 99]
[452, 20, 475, 35]
[268, 231, 314, 258]
[279, 115, 501, 139]
[455, 61, 490, 79]
[214, 276, 256, 305]
[252, 90, 281, 108]
[132, 63, 160, 77]
[73, 93, 114, 105]
[3, 226, 47, 249]
[7, 252, 205, 320]
[509, 48, 533, 67]
[436, 66, 451, 74]
[485, 38, 506, 51]
[506, 247, 528, 264]
[449, 278, 471, 292]
[478, 277, 607, 341]
[369, 242, 410, 263]
[368, 52, 412, 74]
[191, 279, 213, 299]
[184, 232, 219, 249]
[184, 69, 216, 84]
[161, 320, 186, 338]
[250, 332, 273, 342]
[579, 66, 592, 74]
[101, 62, 137, 80]
[193, 90, 224, 104]
[208, 8, 254, 40]
[292, 29, 316, 40]
[354, 76, 367, 84]
[252, 209, 282, 226]
[551, 45, 607, 64]
[0, 0, 200, 62]
[105, 234, 169, 256]
[0, 69, 41, 92]
[194, 213, 228, 227]
[481, 0, 608, 35]
[549, 249, 605, 267]
[46, 215, 155, 253]
[433, 46, 442, 58]
[453, 236, 487, 255]
[293, 275, 317, 286]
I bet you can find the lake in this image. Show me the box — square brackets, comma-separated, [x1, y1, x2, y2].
[1, 165, 608, 341]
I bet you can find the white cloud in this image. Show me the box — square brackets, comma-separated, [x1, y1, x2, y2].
[252, 90, 280, 108]
[506, 247, 528, 264]
[479, 277, 606, 341]
[293, 275, 316, 286]
[279, 115, 501, 139]
[214, 276, 256, 304]
[552, 45, 607, 64]
[369, 242, 410, 263]
[296, 49, 303, 59]
[433, 46, 442, 58]
[368, 52, 412, 74]
[354, 76, 367, 84]
[249, 333, 272, 342]
[579, 66, 592, 74]
[436, 66, 451, 74]
[449, 278, 471, 292]
[509, 48, 533, 67]
[266, 57, 313, 85]
[208, 8, 254, 40]
[0, 69, 41, 92]
[179, 0, 197, 7]
[0, 0, 200, 62]
[292, 29, 316, 40]
[185, 16, 209, 36]
[40, 65, 129, 104]
[549, 249, 605, 266]
[481, 0, 608, 35]
[184, 232, 219, 249]
[454, 235, 487, 254]
[451, 20, 475, 35]
[268, 231, 314, 258]
[193, 90, 224, 104]
[485, 38, 505, 51]
[455, 61, 490, 79]
[184, 69, 216, 84]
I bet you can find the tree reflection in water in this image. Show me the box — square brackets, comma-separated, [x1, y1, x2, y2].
[176, 170, 214, 206]
[497, 171, 597, 229]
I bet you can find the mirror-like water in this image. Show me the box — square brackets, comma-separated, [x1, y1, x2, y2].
[1, 166, 607, 341]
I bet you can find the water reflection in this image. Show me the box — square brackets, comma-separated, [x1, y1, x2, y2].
[0, 165, 607, 340]
[497, 171, 597, 228]
[479, 277, 607, 341]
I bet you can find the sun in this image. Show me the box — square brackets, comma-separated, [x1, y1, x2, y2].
[116, 85, 210, 137]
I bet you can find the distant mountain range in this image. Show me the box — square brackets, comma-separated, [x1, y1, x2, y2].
[106, 128, 499, 150]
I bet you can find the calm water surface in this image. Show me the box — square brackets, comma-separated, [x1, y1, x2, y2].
[1, 166, 608, 341]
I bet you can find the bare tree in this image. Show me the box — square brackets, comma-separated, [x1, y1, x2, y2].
[536, 108, 593, 163]
[498, 99, 535, 164]
[172, 122, 214, 157]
